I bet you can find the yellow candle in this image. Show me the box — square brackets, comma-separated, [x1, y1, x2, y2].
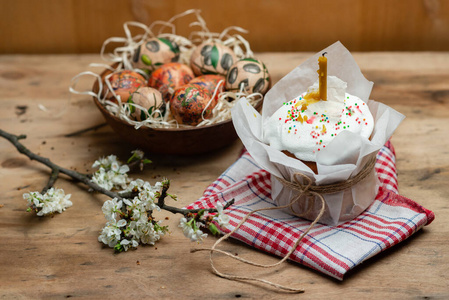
[318, 53, 327, 101]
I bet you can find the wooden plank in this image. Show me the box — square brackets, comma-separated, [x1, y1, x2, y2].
[2, 0, 449, 54]
[0, 52, 448, 298]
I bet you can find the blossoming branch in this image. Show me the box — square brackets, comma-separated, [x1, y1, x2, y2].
[0, 128, 233, 252]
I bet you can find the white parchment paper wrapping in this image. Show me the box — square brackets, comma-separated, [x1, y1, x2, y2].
[231, 41, 405, 225]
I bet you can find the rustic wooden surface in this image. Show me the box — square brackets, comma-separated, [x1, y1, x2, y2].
[0, 53, 448, 299]
[2, 0, 449, 54]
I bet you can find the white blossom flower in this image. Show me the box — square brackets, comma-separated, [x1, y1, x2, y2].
[179, 217, 190, 233]
[130, 149, 144, 160]
[94, 159, 169, 251]
[110, 161, 120, 172]
[124, 179, 161, 211]
[92, 157, 109, 169]
[101, 198, 123, 221]
[127, 219, 166, 246]
[138, 221, 160, 245]
[178, 217, 207, 243]
[91, 155, 130, 191]
[98, 226, 119, 248]
[23, 188, 72, 216]
[133, 149, 144, 158]
[120, 239, 131, 251]
[23, 191, 40, 207]
[108, 170, 129, 189]
[192, 229, 208, 242]
[111, 160, 129, 174]
[91, 168, 114, 190]
[119, 238, 139, 251]
[126, 178, 145, 190]
[116, 218, 127, 228]
[214, 202, 230, 228]
[99, 194, 167, 251]
[124, 197, 148, 222]
[98, 218, 127, 248]
[92, 155, 118, 169]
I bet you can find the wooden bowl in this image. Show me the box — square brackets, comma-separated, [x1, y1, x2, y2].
[92, 66, 262, 155]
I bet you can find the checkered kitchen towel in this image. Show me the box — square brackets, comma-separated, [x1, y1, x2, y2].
[186, 141, 434, 280]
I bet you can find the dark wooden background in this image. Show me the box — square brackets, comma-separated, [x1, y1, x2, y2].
[2, 0, 449, 54]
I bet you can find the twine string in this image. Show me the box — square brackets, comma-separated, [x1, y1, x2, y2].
[191, 155, 377, 292]
[293, 155, 377, 195]
[192, 174, 325, 293]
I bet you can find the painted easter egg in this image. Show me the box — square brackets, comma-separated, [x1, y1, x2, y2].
[169, 84, 216, 126]
[189, 75, 225, 101]
[148, 63, 194, 102]
[104, 70, 147, 103]
[190, 41, 237, 76]
[127, 87, 164, 121]
[132, 37, 180, 73]
[225, 58, 271, 95]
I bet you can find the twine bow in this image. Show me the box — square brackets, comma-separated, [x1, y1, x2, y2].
[276, 155, 377, 195]
[192, 155, 377, 293]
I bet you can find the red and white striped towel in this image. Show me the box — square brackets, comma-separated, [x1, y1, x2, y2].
[186, 141, 434, 280]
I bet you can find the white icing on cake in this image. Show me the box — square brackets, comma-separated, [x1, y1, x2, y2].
[263, 76, 374, 162]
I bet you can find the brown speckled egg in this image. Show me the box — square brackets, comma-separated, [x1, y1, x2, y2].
[189, 75, 225, 101]
[170, 84, 216, 126]
[104, 70, 147, 103]
[148, 63, 194, 102]
[127, 87, 164, 121]
[132, 37, 180, 73]
[190, 41, 237, 76]
[225, 58, 271, 95]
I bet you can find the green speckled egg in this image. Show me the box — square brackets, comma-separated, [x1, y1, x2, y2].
[132, 37, 180, 73]
[225, 58, 271, 95]
[190, 41, 236, 76]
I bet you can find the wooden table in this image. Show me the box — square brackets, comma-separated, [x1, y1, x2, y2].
[0, 53, 448, 299]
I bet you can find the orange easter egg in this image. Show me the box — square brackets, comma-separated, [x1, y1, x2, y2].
[104, 70, 146, 103]
[189, 75, 225, 101]
[169, 84, 216, 126]
[148, 63, 194, 102]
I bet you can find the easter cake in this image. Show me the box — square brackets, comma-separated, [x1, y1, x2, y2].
[231, 42, 405, 225]
[264, 75, 374, 173]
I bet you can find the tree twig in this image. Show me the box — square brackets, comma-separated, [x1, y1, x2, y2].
[161, 200, 234, 215]
[0, 129, 119, 199]
[0, 128, 234, 215]
[156, 181, 169, 208]
[42, 168, 59, 194]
